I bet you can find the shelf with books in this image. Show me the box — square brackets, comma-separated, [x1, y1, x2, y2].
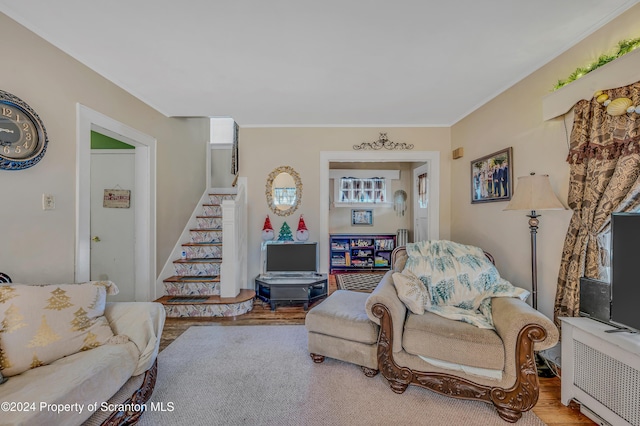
[329, 233, 396, 273]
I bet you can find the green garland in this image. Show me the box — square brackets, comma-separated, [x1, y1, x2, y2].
[553, 37, 640, 91]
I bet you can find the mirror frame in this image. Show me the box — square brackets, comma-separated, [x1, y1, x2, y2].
[265, 165, 302, 216]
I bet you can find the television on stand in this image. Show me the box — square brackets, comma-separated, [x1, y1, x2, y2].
[609, 212, 640, 333]
[580, 213, 640, 333]
[261, 241, 319, 277]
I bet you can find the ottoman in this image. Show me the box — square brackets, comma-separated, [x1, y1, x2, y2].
[305, 290, 380, 377]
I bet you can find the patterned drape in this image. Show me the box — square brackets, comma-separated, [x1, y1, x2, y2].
[554, 81, 640, 325]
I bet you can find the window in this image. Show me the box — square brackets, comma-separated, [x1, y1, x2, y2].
[418, 172, 428, 208]
[330, 169, 399, 207]
[209, 117, 235, 145]
[339, 178, 386, 203]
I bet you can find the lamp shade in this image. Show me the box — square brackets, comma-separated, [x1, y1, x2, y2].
[504, 174, 566, 211]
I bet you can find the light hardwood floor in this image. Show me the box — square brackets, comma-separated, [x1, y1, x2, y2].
[160, 277, 594, 426]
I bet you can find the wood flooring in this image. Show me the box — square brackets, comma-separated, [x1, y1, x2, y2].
[159, 276, 595, 426]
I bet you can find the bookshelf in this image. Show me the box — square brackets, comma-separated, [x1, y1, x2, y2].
[329, 233, 396, 273]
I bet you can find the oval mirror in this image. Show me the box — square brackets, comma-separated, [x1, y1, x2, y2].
[265, 165, 302, 216]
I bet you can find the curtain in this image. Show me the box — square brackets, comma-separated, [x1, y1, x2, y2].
[554, 81, 640, 325]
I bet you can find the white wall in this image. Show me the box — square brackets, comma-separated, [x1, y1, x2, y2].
[450, 4, 640, 320]
[239, 127, 451, 285]
[0, 14, 208, 284]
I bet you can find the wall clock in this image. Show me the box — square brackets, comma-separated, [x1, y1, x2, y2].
[0, 90, 48, 170]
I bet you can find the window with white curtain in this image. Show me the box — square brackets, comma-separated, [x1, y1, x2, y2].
[338, 177, 386, 203]
[330, 169, 399, 207]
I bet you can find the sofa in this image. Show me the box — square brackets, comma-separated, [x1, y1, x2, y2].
[0, 281, 165, 426]
[307, 243, 559, 423]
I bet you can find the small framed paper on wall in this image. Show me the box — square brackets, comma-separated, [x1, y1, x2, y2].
[470, 147, 512, 204]
[351, 209, 373, 226]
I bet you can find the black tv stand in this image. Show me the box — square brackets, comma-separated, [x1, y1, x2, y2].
[255, 274, 328, 311]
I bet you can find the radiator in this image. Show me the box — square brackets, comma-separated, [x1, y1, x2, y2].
[397, 229, 408, 247]
[561, 317, 640, 426]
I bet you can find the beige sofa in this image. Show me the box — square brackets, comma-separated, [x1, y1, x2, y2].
[365, 247, 559, 422]
[0, 301, 165, 426]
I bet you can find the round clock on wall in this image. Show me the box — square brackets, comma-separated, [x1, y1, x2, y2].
[0, 90, 48, 170]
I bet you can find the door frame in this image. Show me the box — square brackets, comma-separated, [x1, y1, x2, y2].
[76, 104, 157, 301]
[319, 151, 439, 274]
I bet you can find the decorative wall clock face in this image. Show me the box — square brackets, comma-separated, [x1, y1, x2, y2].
[0, 90, 48, 170]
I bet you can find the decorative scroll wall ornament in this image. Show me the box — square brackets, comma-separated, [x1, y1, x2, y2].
[353, 133, 414, 151]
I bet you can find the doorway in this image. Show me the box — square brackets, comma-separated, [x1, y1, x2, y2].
[320, 151, 439, 274]
[75, 104, 157, 301]
[90, 148, 136, 301]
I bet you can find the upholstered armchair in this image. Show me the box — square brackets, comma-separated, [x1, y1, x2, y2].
[365, 246, 559, 423]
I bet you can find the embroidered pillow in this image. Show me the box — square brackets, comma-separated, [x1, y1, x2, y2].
[0, 281, 118, 377]
[392, 269, 431, 315]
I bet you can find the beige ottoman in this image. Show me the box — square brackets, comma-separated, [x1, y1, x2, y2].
[305, 290, 380, 377]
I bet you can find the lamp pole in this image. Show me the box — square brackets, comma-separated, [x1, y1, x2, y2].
[527, 210, 540, 310]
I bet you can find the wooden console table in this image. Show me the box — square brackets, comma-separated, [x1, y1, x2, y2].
[255, 274, 328, 311]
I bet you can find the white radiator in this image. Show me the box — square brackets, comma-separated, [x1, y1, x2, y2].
[397, 229, 408, 247]
[561, 317, 640, 426]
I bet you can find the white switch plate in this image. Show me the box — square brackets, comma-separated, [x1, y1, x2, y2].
[43, 194, 55, 210]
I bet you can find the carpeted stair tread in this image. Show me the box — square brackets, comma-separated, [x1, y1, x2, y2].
[163, 275, 220, 282]
[182, 242, 223, 246]
[190, 227, 222, 231]
[195, 216, 222, 219]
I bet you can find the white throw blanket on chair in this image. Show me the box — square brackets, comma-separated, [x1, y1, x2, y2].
[403, 240, 529, 329]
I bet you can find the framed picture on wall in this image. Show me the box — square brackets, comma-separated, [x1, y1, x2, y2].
[351, 209, 373, 226]
[470, 147, 513, 204]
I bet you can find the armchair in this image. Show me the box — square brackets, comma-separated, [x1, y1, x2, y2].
[365, 246, 559, 423]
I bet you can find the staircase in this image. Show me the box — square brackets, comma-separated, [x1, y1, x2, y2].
[155, 192, 254, 317]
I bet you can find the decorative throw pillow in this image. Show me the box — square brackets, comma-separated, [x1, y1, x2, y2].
[392, 269, 431, 315]
[0, 281, 118, 377]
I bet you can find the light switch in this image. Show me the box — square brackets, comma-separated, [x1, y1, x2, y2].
[43, 194, 55, 210]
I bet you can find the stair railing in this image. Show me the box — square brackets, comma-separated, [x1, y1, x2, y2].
[220, 177, 247, 298]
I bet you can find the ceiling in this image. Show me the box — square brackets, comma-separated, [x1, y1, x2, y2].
[1, 1, 638, 126]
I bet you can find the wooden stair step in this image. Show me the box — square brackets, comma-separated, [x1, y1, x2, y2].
[155, 290, 255, 305]
[196, 215, 222, 219]
[173, 258, 222, 264]
[182, 242, 222, 246]
[190, 228, 222, 232]
[163, 275, 220, 282]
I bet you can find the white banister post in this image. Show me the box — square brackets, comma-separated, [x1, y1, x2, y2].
[221, 199, 239, 298]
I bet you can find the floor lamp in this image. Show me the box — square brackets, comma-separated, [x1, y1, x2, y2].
[505, 173, 565, 377]
[504, 173, 566, 309]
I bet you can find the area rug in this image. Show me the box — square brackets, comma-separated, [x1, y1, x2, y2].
[138, 325, 545, 426]
[335, 272, 385, 292]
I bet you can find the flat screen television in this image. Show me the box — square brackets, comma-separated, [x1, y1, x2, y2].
[262, 241, 319, 276]
[610, 212, 640, 332]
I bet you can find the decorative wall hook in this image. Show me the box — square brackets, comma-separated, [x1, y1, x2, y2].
[353, 133, 414, 150]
